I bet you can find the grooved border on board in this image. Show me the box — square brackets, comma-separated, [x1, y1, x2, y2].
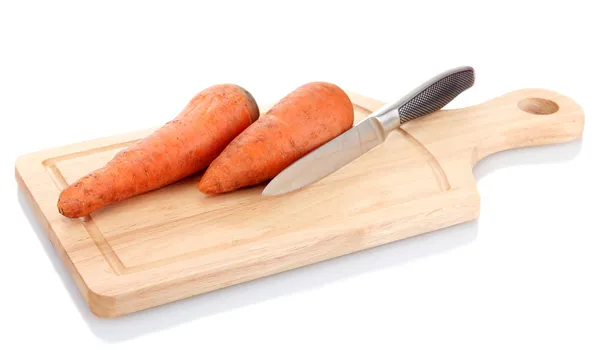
[28, 98, 451, 276]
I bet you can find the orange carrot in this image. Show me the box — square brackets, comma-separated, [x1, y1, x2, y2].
[197, 81, 354, 194]
[58, 84, 259, 218]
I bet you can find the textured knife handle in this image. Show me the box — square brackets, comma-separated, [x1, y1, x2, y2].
[397, 66, 475, 124]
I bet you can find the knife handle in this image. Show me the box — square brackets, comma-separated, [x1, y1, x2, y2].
[373, 66, 475, 133]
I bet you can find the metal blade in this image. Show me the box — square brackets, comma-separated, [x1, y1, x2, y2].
[262, 117, 386, 196]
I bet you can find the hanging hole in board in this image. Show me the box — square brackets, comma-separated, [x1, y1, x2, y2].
[518, 98, 559, 115]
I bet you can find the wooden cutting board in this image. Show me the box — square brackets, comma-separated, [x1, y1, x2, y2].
[15, 88, 584, 317]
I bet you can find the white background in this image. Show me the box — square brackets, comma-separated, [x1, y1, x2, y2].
[1, 1, 599, 349]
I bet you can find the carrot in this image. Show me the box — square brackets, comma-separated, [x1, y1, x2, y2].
[57, 84, 259, 218]
[197, 81, 354, 194]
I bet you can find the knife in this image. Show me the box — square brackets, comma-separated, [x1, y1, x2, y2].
[261, 66, 475, 196]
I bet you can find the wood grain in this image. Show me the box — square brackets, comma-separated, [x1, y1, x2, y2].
[15, 88, 584, 317]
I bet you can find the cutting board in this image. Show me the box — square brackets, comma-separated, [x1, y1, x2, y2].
[15, 88, 584, 317]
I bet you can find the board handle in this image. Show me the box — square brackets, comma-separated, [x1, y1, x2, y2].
[469, 88, 584, 163]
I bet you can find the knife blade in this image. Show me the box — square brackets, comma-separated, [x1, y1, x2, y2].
[262, 66, 475, 196]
